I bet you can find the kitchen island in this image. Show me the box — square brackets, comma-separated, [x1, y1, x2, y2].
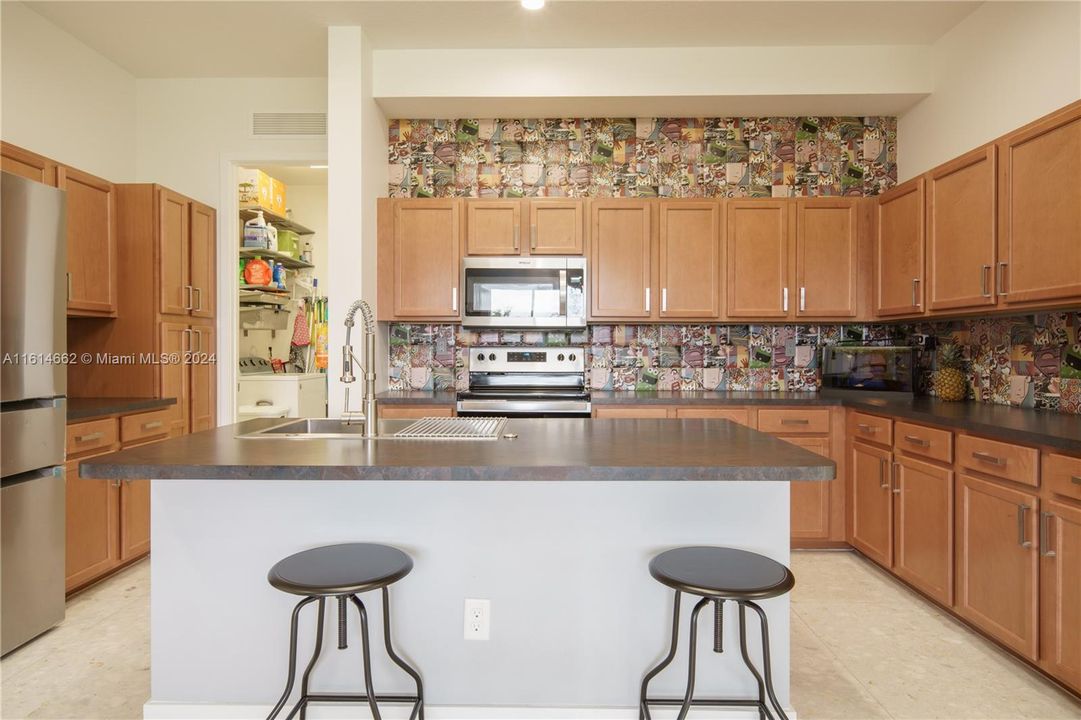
[81, 417, 834, 719]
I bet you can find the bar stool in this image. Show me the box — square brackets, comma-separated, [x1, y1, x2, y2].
[639, 546, 794, 720]
[265, 543, 424, 720]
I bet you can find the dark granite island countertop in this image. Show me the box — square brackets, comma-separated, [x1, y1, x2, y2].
[78, 417, 835, 482]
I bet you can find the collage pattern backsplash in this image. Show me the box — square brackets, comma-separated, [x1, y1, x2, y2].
[388, 117, 897, 198]
[387, 312, 1081, 415]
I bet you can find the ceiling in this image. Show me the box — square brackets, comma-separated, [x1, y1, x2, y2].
[24, 1, 982, 78]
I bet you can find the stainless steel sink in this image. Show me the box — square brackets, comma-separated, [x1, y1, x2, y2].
[238, 418, 371, 439]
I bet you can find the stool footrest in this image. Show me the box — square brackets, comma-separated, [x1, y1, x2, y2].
[301, 693, 421, 704]
[644, 697, 764, 708]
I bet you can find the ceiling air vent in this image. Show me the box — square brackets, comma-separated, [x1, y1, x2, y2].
[251, 112, 327, 137]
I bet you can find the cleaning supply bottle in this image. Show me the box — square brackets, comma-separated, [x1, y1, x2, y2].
[243, 210, 269, 249]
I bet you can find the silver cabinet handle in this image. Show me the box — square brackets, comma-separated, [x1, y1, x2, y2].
[878, 457, 889, 489]
[513, 226, 520, 252]
[1040, 512, 1056, 557]
[972, 451, 1005, 466]
[1017, 504, 1032, 548]
[530, 225, 537, 250]
[645, 287, 650, 313]
[783, 287, 789, 312]
[111, 479, 122, 488]
[142, 420, 163, 431]
[184, 285, 193, 310]
[67, 272, 72, 301]
[903, 435, 930, 447]
[183, 328, 193, 352]
[980, 265, 992, 298]
[194, 287, 204, 312]
[452, 287, 458, 312]
[911, 277, 921, 308]
[857, 423, 878, 434]
[997, 262, 1008, 296]
[194, 329, 202, 353]
[1072, 475, 1081, 486]
[892, 462, 901, 494]
[661, 288, 667, 313]
[799, 286, 806, 312]
[74, 431, 104, 443]
[781, 418, 809, 425]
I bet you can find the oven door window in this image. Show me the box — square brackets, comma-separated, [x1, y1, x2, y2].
[464, 268, 563, 319]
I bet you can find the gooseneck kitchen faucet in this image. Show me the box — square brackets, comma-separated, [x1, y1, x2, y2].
[341, 299, 377, 436]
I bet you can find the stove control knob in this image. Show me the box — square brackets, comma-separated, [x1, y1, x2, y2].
[476, 353, 484, 362]
[569, 353, 577, 361]
[557, 353, 565, 361]
[488, 353, 497, 361]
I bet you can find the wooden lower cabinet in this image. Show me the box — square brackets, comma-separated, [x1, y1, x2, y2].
[64, 458, 120, 592]
[120, 479, 151, 560]
[673, 407, 750, 425]
[955, 472, 1039, 661]
[892, 455, 954, 606]
[1040, 499, 1081, 692]
[850, 440, 893, 567]
[593, 406, 670, 419]
[785, 436, 832, 541]
[378, 405, 455, 419]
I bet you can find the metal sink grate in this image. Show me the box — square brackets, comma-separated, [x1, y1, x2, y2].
[393, 416, 508, 440]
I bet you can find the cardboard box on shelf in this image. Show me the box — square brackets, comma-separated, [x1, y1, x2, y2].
[238, 168, 273, 208]
[271, 177, 287, 215]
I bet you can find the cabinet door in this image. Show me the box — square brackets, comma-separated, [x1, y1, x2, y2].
[795, 199, 858, 318]
[926, 146, 997, 312]
[158, 188, 191, 316]
[1040, 499, 1081, 693]
[658, 201, 721, 319]
[850, 440, 893, 567]
[189, 325, 216, 433]
[64, 459, 119, 591]
[1, 143, 56, 185]
[465, 200, 521, 255]
[189, 201, 216, 319]
[160, 321, 190, 435]
[530, 200, 583, 255]
[726, 200, 789, 318]
[875, 178, 925, 317]
[57, 167, 118, 317]
[393, 200, 461, 318]
[118, 442, 153, 562]
[783, 436, 833, 541]
[892, 456, 953, 606]
[998, 104, 1081, 305]
[956, 472, 1039, 660]
[590, 200, 652, 319]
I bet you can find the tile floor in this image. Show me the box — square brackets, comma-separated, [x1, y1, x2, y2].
[1, 552, 1078, 719]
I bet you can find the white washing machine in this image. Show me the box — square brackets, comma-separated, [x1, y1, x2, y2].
[237, 357, 328, 421]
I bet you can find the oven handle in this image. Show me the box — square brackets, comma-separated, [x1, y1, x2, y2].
[456, 399, 592, 415]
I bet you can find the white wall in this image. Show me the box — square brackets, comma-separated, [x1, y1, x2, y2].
[898, 1, 1081, 180]
[0, 2, 136, 181]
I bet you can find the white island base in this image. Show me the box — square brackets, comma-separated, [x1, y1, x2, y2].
[144, 479, 795, 719]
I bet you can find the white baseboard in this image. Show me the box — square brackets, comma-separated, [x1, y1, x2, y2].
[143, 701, 796, 720]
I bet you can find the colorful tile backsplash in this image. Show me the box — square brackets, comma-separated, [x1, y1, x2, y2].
[388, 117, 897, 199]
[386, 312, 1081, 415]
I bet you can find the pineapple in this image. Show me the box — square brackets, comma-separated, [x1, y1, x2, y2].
[933, 343, 967, 402]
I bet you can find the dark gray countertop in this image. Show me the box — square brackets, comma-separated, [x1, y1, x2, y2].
[376, 389, 1081, 453]
[67, 397, 177, 422]
[78, 417, 835, 482]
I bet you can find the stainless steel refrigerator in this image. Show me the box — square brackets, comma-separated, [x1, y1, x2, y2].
[1, 172, 67, 655]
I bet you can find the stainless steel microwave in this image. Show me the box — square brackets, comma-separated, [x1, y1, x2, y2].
[461, 257, 586, 328]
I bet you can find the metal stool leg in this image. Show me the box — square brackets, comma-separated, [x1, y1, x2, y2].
[639, 590, 682, 720]
[380, 586, 425, 720]
[349, 595, 384, 720]
[744, 600, 789, 720]
[297, 597, 326, 720]
[738, 602, 773, 720]
[267, 596, 320, 720]
[675, 597, 711, 720]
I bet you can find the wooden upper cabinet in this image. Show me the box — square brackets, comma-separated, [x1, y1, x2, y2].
[1, 142, 56, 186]
[955, 472, 1039, 661]
[657, 201, 721, 319]
[529, 200, 584, 255]
[997, 102, 1081, 306]
[189, 202, 216, 319]
[1040, 498, 1081, 692]
[795, 198, 859, 318]
[726, 200, 790, 318]
[57, 166, 118, 317]
[158, 188, 191, 317]
[391, 200, 461, 318]
[875, 177, 925, 317]
[589, 200, 652, 319]
[465, 200, 521, 255]
[892, 455, 954, 607]
[926, 145, 997, 312]
[850, 439, 893, 568]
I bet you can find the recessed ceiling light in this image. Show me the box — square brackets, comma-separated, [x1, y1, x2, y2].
[309, 164, 328, 169]
[521, 0, 545, 10]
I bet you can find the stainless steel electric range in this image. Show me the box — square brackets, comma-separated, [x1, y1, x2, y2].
[455, 346, 590, 418]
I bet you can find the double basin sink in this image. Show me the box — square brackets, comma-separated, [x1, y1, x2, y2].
[239, 418, 373, 439]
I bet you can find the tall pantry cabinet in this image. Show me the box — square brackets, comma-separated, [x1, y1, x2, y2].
[68, 184, 217, 435]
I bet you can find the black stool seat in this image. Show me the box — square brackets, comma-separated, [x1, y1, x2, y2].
[268, 543, 413, 596]
[649, 546, 794, 600]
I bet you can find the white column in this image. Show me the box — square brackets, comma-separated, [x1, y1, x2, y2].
[326, 26, 388, 418]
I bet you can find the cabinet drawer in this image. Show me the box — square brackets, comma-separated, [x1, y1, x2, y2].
[673, 407, 750, 426]
[848, 411, 893, 446]
[894, 421, 953, 464]
[1043, 453, 1081, 502]
[378, 405, 454, 419]
[593, 406, 671, 419]
[757, 408, 830, 434]
[66, 418, 119, 458]
[957, 435, 1038, 487]
[120, 409, 172, 444]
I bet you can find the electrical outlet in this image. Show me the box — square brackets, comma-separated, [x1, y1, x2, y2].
[463, 598, 490, 641]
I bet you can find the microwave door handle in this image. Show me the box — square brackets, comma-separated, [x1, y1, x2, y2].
[559, 269, 567, 318]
